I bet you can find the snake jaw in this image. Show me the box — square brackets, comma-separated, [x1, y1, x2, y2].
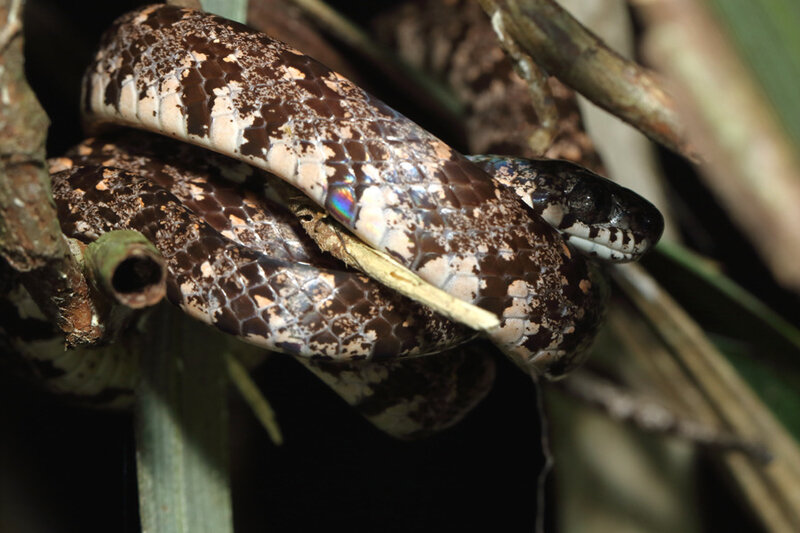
[564, 233, 637, 263]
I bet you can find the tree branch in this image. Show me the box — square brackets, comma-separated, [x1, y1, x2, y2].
[0, 0, 102, 346]
[478, 0, 698, 161]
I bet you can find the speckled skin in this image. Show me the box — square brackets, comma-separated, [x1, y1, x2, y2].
[51, 162, 472, 361]
[49, 133, 495, 436]
[62, 133, 335, 266]
[82, 5, 606, 376]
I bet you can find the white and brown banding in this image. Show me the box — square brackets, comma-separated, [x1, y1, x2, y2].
[82, 5, 605, 375]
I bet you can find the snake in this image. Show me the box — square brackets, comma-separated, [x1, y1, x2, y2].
[74, 3, 663, 370]
[8, 4, 663, 435]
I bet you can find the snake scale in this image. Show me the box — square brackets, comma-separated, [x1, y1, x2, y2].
[11, 4, 662, 435]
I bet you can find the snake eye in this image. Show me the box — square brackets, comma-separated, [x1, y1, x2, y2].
[566, 179, 611, 223]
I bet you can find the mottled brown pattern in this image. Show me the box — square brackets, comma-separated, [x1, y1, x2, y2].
[51, 164, 472, 360]
[66, 132, 326, 266]
[82, 5, 606, 376]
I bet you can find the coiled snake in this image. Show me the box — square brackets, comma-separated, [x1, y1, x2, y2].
[21, 5, 663, 434]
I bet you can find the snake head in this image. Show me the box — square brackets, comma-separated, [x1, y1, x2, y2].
[468, 156, 665, 263]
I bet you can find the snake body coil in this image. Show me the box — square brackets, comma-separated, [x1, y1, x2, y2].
[78, 4, 609, 377]
[53, 133, 474, 361]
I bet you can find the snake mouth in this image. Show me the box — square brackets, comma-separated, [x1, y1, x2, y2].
[557, 215, 660, 263]
[565, 234, 637, 263]
[538, 200, 659, 263]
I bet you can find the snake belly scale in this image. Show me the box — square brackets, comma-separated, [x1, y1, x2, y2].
[80, 4, 606, 376]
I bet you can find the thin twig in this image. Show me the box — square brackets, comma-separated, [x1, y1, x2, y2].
[0, 0, 20, 52]
[483, 3, 558, 154]
[556, 368, 771, 462]
[277, 180, 501, 333]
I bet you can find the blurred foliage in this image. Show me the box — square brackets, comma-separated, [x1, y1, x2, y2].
[709, 0, 800, 152]
[648, 242, 800, 439]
